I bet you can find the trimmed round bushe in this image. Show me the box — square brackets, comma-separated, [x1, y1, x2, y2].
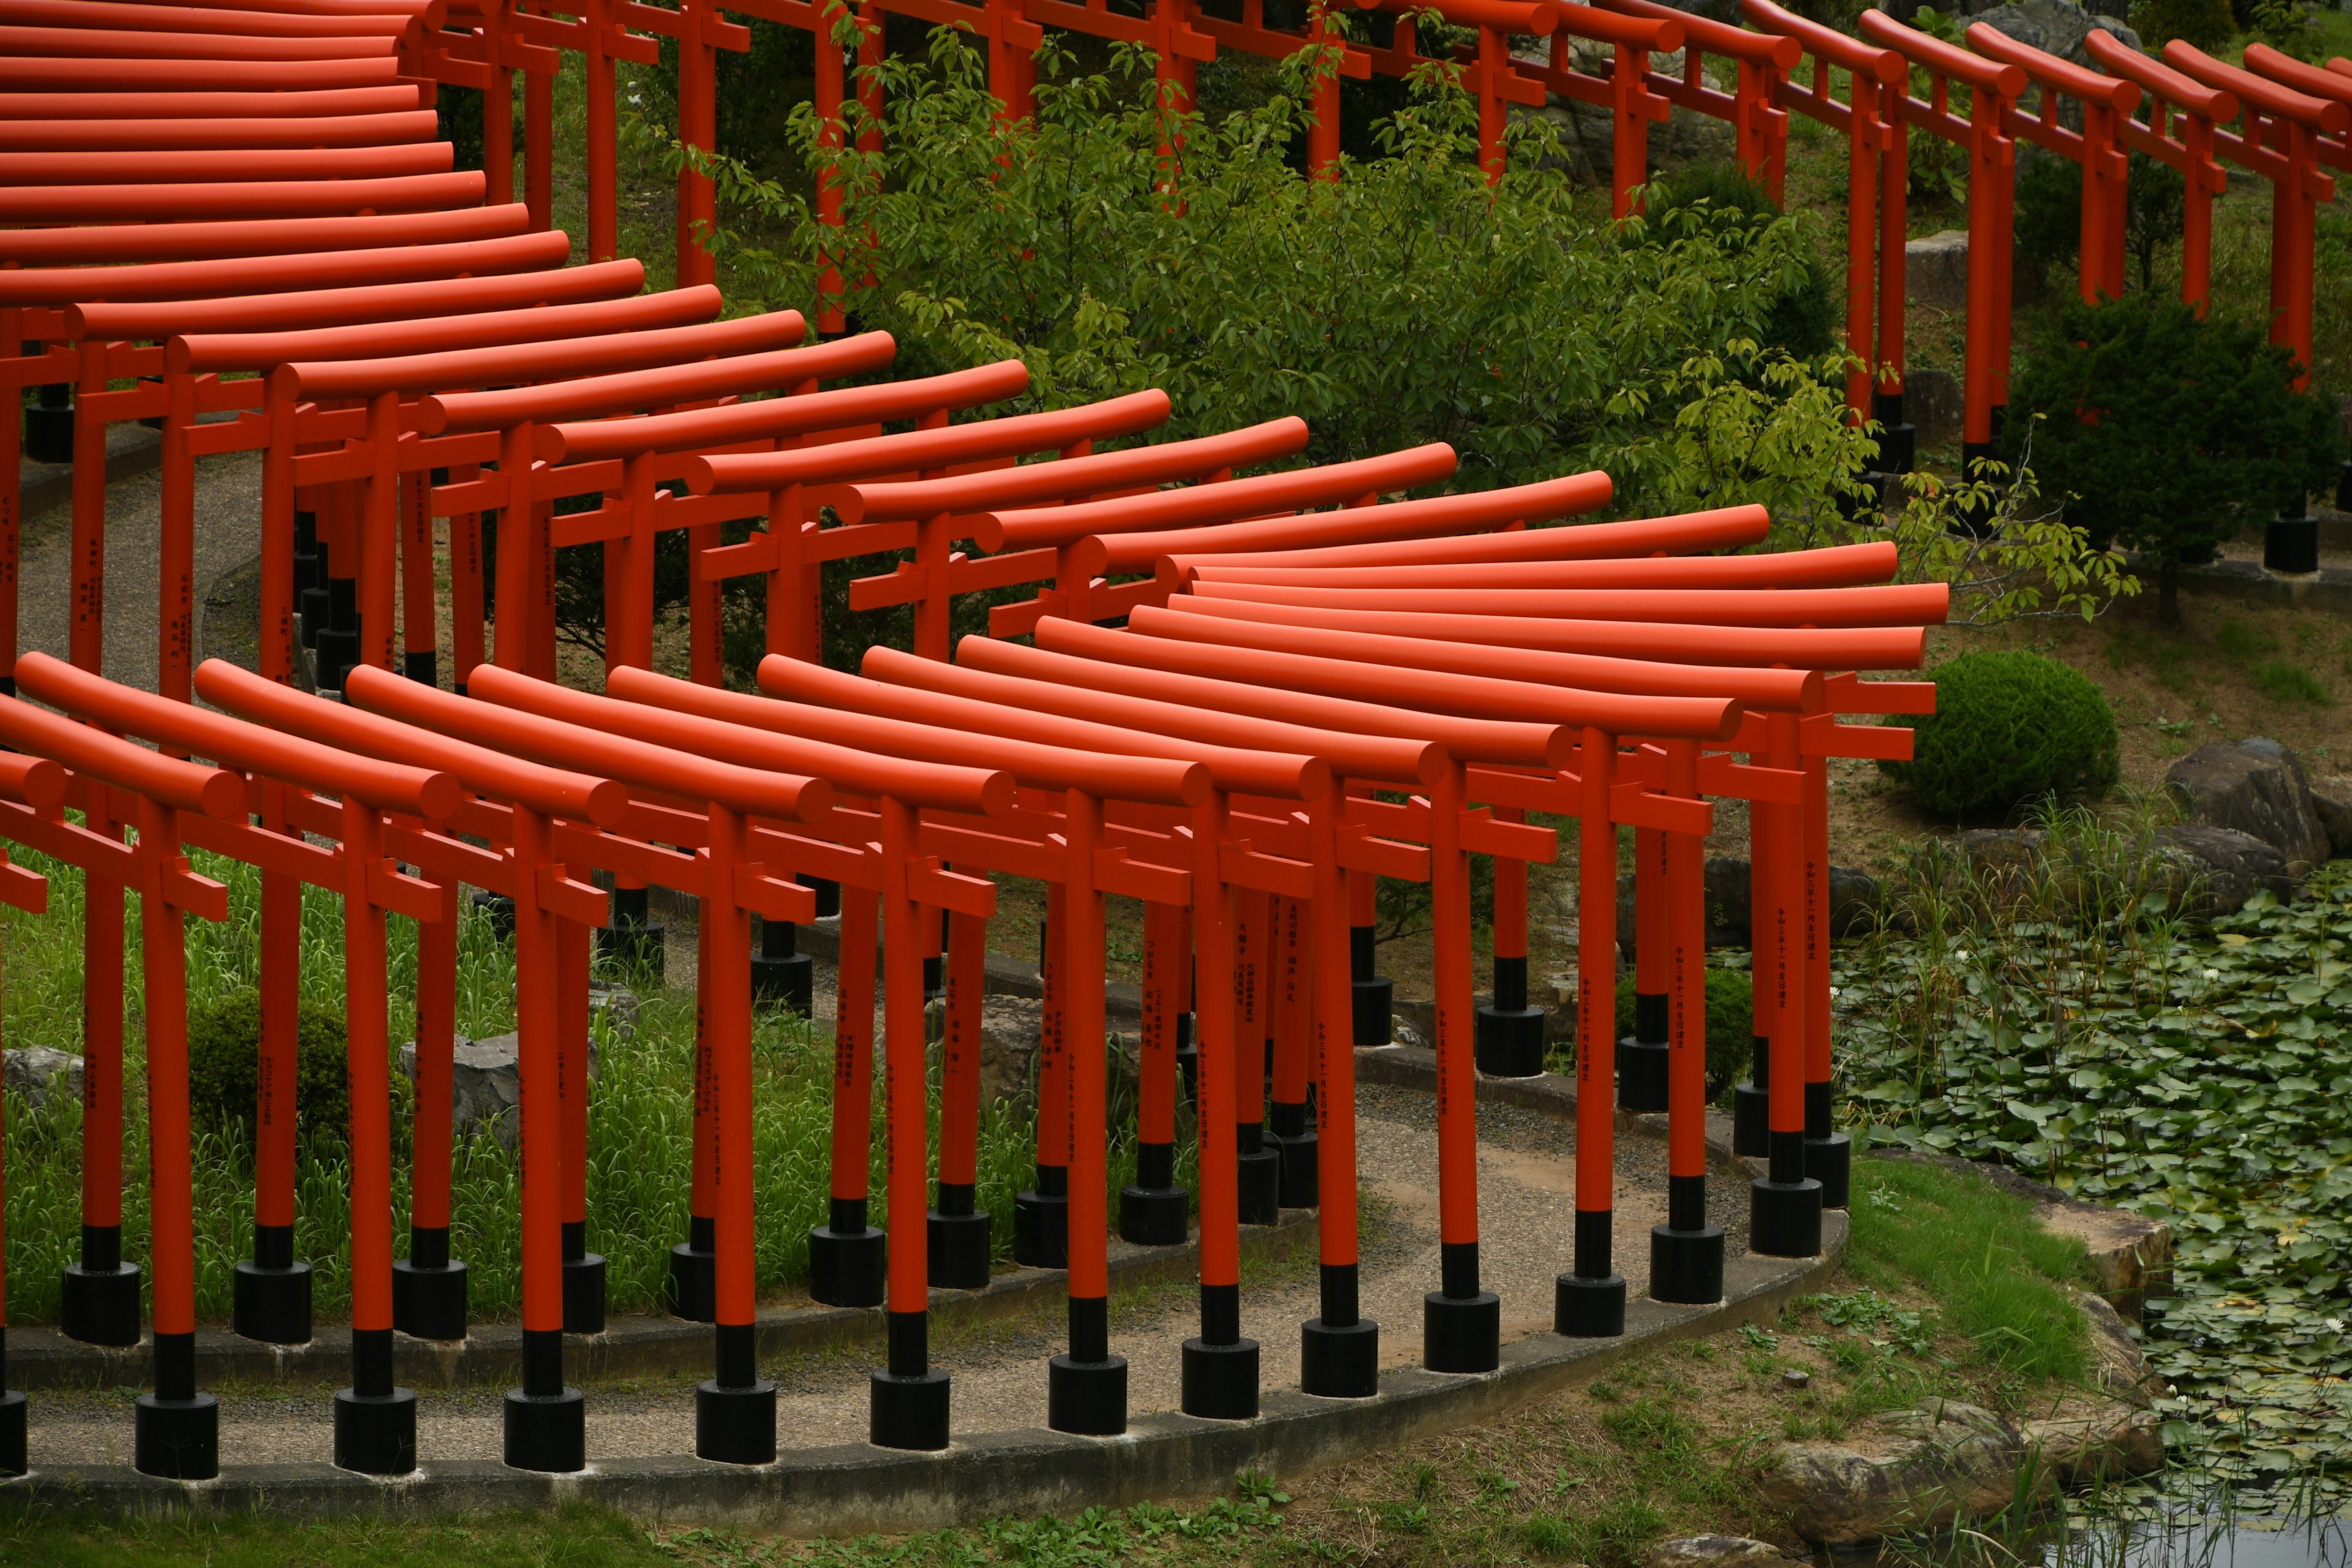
[187, 990, 352, 1150]
[1879, 650, 2119, 818]
[1613, 966, 1755, 1098]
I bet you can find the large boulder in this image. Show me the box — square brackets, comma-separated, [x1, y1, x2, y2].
[2308, 773, 2352, 858]
[1646, 1539, 1804, 1568]
[399, 985, 630, 1152]
[3, 1045, 83, 1112]
[1760, 1395, 2161, 1545]
[1905, 231, 1971, 311]
[2156, 823, 2292, 915]
[2166, 737, 2331, 876]
[1966, 0, 2141, 67]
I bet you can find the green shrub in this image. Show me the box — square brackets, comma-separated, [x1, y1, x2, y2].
[2004, 290, 2345, 620]
[2130, 0, 2237, 54]
[1878, 650, 2120, 819]
[187, 990, 351, 1150]
[1608, 964, 1754, 1096]
[1646, 159, 1838, 359]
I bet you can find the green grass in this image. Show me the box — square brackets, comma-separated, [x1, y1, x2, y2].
[1843, 1158, 2093, 1385]
[2250, 659, 2333, 706]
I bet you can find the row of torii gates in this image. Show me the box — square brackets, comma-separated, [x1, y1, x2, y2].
[0, 0, 2295, 1492]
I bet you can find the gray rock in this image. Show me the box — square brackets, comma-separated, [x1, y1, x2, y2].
[1646, 1538, 1801, 1568]
[3, 1045, 83, 1111]
[1760, 1395, 2161, 1545]
[2307, 773, 2352, 857]
[2154, 823, 2292, 916]
[1898, 366, 1964, 448]
[2166, 736, 2331, 876]
[399, 992, 625, 1152]
[1906, 230, 1971, 311]
[1967, 0, 2141, 67]
[981, 995, 1042, 1117]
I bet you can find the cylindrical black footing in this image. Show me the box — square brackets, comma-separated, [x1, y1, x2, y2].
[2266, 515, 2320, 575]
[1474, 1004, 1547, 1078]
[870, 1368, 951, 1450]
[392, 1259, 469, 1341]
[333, 1386, 418, 1476]
[927, 1208, 993, 1290]
[1300, 1317, 1379, 1398]
[562, 1253, 606, 1335]
[1048, 1354, 1128, 1436]
[403, 650, 437, 687]
[1618, 1038, 1669, 1112]
[1554, 1273, 1627, 1338]
[1181, 1336, 1260, 1420]
[1352, 976, 1393, 1046]
[1806, 1133, 1852, 1210]
[1270, 1125, 1318, 1209]
[1236, 1146, 1280, 1226]
[0, 1390, 22, 1478]
[23, 399, 73, 466]
[1732, 1083, 1769, 1158]
[134, 1393, 219, 1480]
[696, 1378, 778, 1464]
[61, 1263, 141, 1347]
[752, 952, 814, 1016]
[315, 627, 360, 692]
[1423, 1291, 1501, 1374]
[1118, 1183, 1190, 1246]
[298, 585, 330, 647]
[503, 1387, 585, 1472]
[1749, 1178, 1824, 1259]
[808, 1225, 886, 1307]
[669, 1241, 715, 1322]
[595, 921, 666, 978]
[1648, 1224, 1726, 1305]
[1012, 1191, 1068, 1268]
[233, 1259, 313, 1344]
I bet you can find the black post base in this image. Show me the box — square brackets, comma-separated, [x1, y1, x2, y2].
[392, 1259, 469, 1342]
[562, 1253, 606, 1335]
[1352, 976, 1393, 1046]
[333, 1387, 418, 1476]
[233, 1258, 314, 1345]
[298, 586, 330, 648]
[1237, 1146, 1281, 1226]
[1474, 1004, 1547, 1078]
[1617, 1039, 1669, 1113]
[403, 650, 437, 687]
[1806, 1133, 1852, 1210]
[696, 1379, 778, 1464]
[2266, 515, 2320, 575]
[134, 1393, 219, 1480]
[1648, 1224, 1726, 1306]
[314, 627, 360, 693]
[1270, 1127, 1318, 1209]
[1749, 1178, 1825, 1259]
[1422, 1291, 1501, 1374]
[23, 401, 73, 467]
[594, 921, 666, 979]
[751, 951, 814, 1017]
[808, 1224, 886, 1307]
[0, 1390, 22, 1478]
[1554, 1273, 1627, 1339]
[1118, 1183, 1191, 1246]
[502, 1387, 586, 1472]
[1180, 1336, 1259, 1420]
[1732, 1083, 1769, 1158]
[927, 1208, 994, 1291]
[869, 1368, 951, 1451]
[1047, 1354, 1128, 1436]
[1011, 1191, 1068, 1269]
[1300, 1317, 1379, 1398]
[668, 1242, 715, 1322]
[61, 1263, 141, 1348]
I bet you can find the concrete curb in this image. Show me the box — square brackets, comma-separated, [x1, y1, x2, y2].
[0, 1215, 1847, 1531]
[9, 1211, 1318, 1394]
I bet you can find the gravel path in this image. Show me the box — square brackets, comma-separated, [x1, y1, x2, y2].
[21, 1082, 1752, 1466]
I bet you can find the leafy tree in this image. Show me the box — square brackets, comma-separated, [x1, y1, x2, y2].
[2130, 0, 2237, 53]
[2013, 149, 2187, 297]
[2003, 290, 2345, 619]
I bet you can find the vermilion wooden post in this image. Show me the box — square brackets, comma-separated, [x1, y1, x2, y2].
[813, 885, 886, 1306]
[932, 908, 992, 1286]
[1475, 802, 1545, 1078]
[1121, 897, 1190, 1243]
[1556, 731, 1627, 1335]
[1618, 822, 1668, 1107]
[1016, 883, 1072, 1266]
[1649, 738, 1724, 1303]
[1267, 897, 1316, 1208]
[1750, 711, 1823, 1258]
[1231, 888, 1278, 1225]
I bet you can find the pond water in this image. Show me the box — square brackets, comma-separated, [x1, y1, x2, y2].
[2047, 1513, 2352, 1568]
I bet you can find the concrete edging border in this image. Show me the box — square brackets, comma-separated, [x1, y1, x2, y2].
[0, 1215, 1847, 1532]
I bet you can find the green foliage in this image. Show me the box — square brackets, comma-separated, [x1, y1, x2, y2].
[1879, 650, 2120, 818]
[2252, 658, 2333, 706]
[1837, 864, 2352, 1487]
[2130, 0, 2238, 53]
[1841, 1159, 2091, 1383]
[2004, 290, 2346, 618]
[2248, 0, 2323, 60]
[1646, 159, 1839, 358]
[2013, 149, 2187, 296]
[186, 990, 352, 1151]
[1610, 964, 1754, 1095]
